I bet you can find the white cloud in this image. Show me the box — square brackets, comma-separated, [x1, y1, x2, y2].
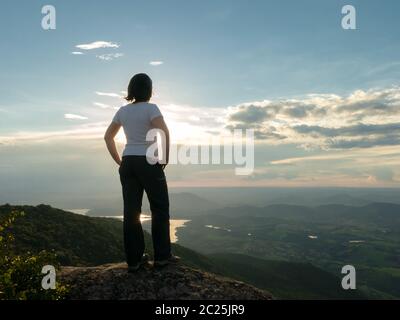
[64, 113, 88, 120]
[227, 87, 400, 149]
[75, 41, 119, 50]
[0, 102, 224, 145]
[96, 53, 124, 61]
[71, 51, 84, 55]
[95, 91, 122, 98]
[0, 122, 107, 145]
[150, 61, 163, 66]
[6, 86, 400, 151]
[93, 102, 112, 109]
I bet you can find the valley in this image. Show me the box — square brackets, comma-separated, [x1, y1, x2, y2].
[176, 202, 400, 298]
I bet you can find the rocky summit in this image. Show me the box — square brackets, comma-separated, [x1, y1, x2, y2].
[59, 263, 273, 300]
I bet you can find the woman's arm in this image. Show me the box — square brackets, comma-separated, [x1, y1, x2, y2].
[104, 122, 122, 166]
[151, 116, 170, 169]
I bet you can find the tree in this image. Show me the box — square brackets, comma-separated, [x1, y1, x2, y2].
[0, 210, 67, 300]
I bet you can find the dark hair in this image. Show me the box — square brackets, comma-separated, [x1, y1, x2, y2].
[125, 73, 152, 102]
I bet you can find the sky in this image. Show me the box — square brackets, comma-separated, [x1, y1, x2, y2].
[0, 0, 400, 203]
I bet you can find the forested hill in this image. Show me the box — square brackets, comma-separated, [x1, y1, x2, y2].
[0, 204, 366, 299]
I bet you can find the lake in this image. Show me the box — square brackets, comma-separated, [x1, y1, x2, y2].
[66, 209, 190, 243]
[97, 214, 190, 243]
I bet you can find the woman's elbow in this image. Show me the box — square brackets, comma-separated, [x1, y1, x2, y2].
[104, 133, 112, 142]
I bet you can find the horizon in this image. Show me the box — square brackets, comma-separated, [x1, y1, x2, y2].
[2, 186, 400, 214]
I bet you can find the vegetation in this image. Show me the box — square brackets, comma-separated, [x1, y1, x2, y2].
[0, 204, 372, 299]
[208, 253, 366, 299]
[0, 210, 67, 300]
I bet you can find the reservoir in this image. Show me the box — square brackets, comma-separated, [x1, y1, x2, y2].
[67, 209, 190, 243]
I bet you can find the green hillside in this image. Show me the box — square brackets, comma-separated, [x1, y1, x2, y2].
[0, 204, 369, 299]
[0, 204, 219, 272]
[208, 253, 366, 299]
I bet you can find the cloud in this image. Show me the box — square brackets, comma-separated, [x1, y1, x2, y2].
[282, 105, 309, 118]
[264, 143, 400, 186]
[149, 61, 163, 66]
[270, 144, 400, 166]
[93, 102, 113, 109]
[73, 41, 122, 61]
[227, 87, 400, 150]
[293, 122, 400, 137]
[95, 91, 122, 98]
[96, 53, 124, 61]
[64, 113, 88, 120]
[75, 41, 119, 50]
[326, 135, 400, 149]
[0, 121, 108, 145]
[229, 105, 270, 123]
[1, 102, 224, 145]
[6, 86, 400, 152]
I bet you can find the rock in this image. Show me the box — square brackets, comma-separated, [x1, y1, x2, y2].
[59, 262, 273, 300]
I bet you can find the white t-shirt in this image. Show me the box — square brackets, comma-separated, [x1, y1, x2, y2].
[112, 102, 163, 156]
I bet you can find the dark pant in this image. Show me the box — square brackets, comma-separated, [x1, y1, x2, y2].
[119, 155, 171, 265]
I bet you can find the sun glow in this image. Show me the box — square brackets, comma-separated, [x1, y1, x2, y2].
[115, 129, 126, 144]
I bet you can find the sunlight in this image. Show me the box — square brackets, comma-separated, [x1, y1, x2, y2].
[115, 129, 126, 144]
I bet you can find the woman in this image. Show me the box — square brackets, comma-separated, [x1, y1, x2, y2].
[104, 73, 179, 273]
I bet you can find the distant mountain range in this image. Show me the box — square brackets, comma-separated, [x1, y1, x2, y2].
[172, 188, 400, 208]
[85, 189, 400, 218]
[87, 192, 220, 217]
[3, 188, 399, 218]
[0, 204, 366, 299]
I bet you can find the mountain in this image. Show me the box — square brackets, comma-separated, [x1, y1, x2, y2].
[0, 203, 360, 299]
[174, 187, 400, 208]
[1, 204, 125, 266]
[60, 263, 272, 300]
[208, 253, 365, 299]
[268, 193, 370, 207]
[87, 192, 219, 217]
[0, 204, 219, 270]
[203, 202, 400, 221]
[166, 192, 221, 217]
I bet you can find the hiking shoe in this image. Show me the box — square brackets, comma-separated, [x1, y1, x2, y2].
[153, 255, 181, 268]
[128, 254, 150, 273]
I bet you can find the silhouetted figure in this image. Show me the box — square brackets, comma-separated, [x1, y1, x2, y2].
[104, 73, 179, 272]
